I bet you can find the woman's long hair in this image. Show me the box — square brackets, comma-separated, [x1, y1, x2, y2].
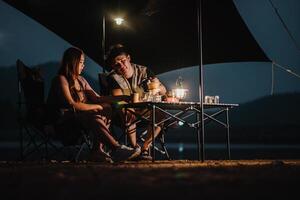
[58, 47, 83, 102]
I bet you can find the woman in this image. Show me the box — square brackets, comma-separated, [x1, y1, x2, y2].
[47, 47, 137, 162]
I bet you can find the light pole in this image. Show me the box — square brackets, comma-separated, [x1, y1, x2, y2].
[101, 13, 124, 73]
[102, 14, 106, 72]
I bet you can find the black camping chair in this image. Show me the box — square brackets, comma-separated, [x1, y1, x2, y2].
[98, 72, 111, 96]
[98, 72, 170, 160]
[17, 59, 92, 162]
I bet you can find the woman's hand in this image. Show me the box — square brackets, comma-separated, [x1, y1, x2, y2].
[95, 104, 103, 112]
[99, 103, 112, 114]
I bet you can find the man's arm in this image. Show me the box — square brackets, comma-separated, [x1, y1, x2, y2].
[158, 80, 167, 95]
[160, 86, 166, 95]
[150, 77, 166, 95]
[146, 68, 166, 95]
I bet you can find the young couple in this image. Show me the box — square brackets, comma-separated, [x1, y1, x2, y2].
[47, 44, 166, 163]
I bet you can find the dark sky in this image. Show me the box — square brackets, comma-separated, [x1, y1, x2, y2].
[0, 0, 300, 103]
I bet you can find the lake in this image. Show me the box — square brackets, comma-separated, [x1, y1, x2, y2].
[1, 142, 300, 161]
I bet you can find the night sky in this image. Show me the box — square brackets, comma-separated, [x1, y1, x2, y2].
[0, 0, 300, 103]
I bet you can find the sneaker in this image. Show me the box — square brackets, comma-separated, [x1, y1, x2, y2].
[89, 152, 114, 163]
[138, 150, 152, 161]
[99, 148, 111, 159]
[111, 145, 137, 162]
[127, 144, 141, 161]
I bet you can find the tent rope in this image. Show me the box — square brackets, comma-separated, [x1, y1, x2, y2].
[271, 61, 300, 95]
[268, 0, 300, 52]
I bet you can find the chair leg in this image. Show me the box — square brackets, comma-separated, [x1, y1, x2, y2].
[74, 132, 94, 162]
[21, 125, 46, 160]
[83, 134, 93, 150]
[19, 124, 24, 161]
[74, 143, 85, 163]
[159, 133, 171, 160]
[45, 140, 48, 160]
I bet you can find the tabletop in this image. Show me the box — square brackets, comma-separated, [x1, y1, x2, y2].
[121, 101, 239, 110]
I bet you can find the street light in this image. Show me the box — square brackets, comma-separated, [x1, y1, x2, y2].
[114, 17, 124, 25]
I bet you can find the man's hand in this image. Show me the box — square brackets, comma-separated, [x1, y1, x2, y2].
[148, 77, 166, 95]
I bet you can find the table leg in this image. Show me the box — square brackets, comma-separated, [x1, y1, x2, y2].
[225, 108, 231, 159]
[152, 105, 156, 162]
[197, 112, 205, 162]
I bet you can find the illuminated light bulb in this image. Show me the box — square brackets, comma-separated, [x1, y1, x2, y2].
[114, 17, 124, 25]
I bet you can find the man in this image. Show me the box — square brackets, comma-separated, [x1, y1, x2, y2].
[106, 44, 167, 160]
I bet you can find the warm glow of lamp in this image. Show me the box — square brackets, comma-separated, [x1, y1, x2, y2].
[114, 17, 124, 25]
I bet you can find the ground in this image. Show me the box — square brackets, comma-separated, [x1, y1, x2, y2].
[0, 160, 299, 200]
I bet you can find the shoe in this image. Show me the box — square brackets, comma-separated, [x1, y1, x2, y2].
[89, 152, 114, 163]
[138, 150, 152, 161]
[99, 148, 111, 159]
[127, 144, 141, 161]
[111, 145, 138, 162]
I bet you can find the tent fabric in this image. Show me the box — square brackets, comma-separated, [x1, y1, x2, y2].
[4, 0, 270, 74]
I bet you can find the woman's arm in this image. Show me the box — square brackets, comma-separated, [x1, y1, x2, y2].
[58, 75, 103, 111]
[81, 76, 130, 104]
[98, 95, 130, 103]
[85, 89, 130, 103]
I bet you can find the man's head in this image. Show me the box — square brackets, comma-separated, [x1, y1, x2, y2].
[106, 44, 133, 79]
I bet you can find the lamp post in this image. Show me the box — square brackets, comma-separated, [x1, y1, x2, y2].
[101, 13, 125, 73]
[102, 14, 106, 72]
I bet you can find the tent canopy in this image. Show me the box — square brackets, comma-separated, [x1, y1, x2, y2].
[4, 0, 269, 74]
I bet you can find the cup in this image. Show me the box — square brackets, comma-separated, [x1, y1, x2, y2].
[204, 96, 209, 103]
[153, 95, 162, 102]
[147, 81, 160, 90]
[214, 96, 220, 104]
[132, 93, 139, 103]
[205, 96, 214, 104]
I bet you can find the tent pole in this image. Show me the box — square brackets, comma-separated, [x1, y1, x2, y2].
[197, 0, 205, 162]
[271, 61, 274, 95]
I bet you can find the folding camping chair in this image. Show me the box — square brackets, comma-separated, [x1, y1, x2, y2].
[17, 59, 93, 162]
[98, 72, 170, 160]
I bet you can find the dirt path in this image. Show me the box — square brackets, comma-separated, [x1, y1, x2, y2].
[0, 160, 299, 199]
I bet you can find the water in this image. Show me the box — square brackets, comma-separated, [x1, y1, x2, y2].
[1, 142, 300, 161]
[161, 143, 300, 160]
